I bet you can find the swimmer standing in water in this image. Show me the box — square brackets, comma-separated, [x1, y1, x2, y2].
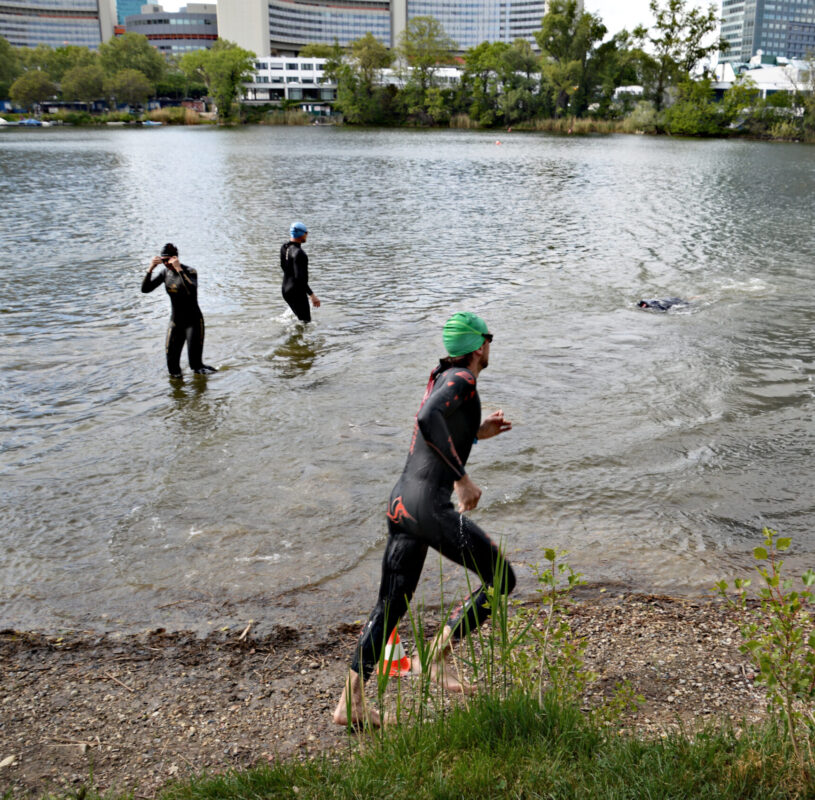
[141, 243, 217, 378]
[280, 222, 321, 322]
[333, 311, 515, 728]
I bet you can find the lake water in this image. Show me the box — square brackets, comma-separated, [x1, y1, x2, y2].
[1, 126, 813, 635]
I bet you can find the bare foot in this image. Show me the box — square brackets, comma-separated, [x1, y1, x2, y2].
[410, 652, 476, 695]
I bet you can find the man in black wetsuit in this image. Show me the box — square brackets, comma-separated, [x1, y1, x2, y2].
[280, 221, 320, 322]
[638, 297, 688, 311]
[141, 243, 216, 378]
[333, 311, 515, 728]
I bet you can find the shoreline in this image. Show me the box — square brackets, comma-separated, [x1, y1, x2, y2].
[1, 588, 767, 798]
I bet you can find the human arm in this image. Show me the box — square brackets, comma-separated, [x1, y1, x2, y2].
[476, 410, 512, 440]
[141, 257, 165, 293]
[453, 474, 482, 512]
[416, 369, 477, 482]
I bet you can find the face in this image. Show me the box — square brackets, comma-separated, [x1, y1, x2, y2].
[477, 337, 490, 370]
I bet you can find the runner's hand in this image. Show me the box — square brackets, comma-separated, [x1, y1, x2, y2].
[454, 474, 481, 512]
[311, 294, 321, 308]
[477, 410, 512, 440]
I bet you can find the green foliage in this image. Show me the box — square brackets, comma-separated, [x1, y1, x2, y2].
[633, 0, 728, 111]
[9, 69, 56, 111]
[535, 0, 607, 117]
[716, 528, 815, 784]
[179, 40, 255, 122]
[99, 32, 165, 84]
[0, 35, 22, 91]
[298, 43, 339, 58]
[663, 76, 724, 135]
[397, 15, 456, 119]
[105, 68, 154, 108]
[61, 64, 105, 108]
[622, 99, 661, 132]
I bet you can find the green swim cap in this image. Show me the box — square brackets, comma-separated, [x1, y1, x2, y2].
[443, 311, 489, 357]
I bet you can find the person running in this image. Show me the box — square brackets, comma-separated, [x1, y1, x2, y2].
[141, 243, 216, 378]
[333, 311, 516, 728]
[280, 221, 320, 322]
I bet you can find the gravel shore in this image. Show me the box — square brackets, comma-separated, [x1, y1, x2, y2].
[1, 589, 766, 798]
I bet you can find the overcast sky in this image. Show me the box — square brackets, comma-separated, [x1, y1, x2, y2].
[159, 0, 659, 39]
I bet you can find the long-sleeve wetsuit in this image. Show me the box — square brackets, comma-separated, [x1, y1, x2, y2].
[351, 362, 516, 680]
[280, 241, 313, 322]
[141, 264, 211, 376]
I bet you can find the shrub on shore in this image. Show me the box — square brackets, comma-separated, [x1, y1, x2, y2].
[147, 106, 201, 125]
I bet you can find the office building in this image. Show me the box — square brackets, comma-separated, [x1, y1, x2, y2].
[116, 0, 142, 25]
[720, 0, 815, 64]
[218, 0, 554, 57]
[125, 3, 217, 56]
[0, 0, 116, 49]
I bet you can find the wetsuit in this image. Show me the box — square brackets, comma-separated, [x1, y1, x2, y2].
[280, 240, 313, 322]
[141, 264, 212, 376]
[351, 362, 516, 680]
[638, 297, 688, 311]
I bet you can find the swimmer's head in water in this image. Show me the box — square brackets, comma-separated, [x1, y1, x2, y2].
[161, 243, 178, 259]
[443, 311, 490, 357]
[290, 221, 308, 239]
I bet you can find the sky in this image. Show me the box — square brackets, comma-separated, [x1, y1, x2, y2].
[159, 0, 658, 39]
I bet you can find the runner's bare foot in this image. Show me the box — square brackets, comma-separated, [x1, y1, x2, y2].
[332, 700, 385, 728]
[411, 652, 476, 695]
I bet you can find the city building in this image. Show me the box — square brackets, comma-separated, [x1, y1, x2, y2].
[720, 0, 815, 64]
[124, 3, 217, 56]
[116, 0, 142, 25]
[0, 0, 116, 49]
[241, 54, 462, 107]
[218, 0, 558, 57]
[714, 52, 811, 98]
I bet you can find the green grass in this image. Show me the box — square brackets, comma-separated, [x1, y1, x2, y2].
[137, 693, 806, 800]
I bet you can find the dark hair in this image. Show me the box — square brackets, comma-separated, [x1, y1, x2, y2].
[161, 243, 178, 258]
[439, 353, 473, 370]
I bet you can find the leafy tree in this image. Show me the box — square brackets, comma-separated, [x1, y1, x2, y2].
[332, 33, 395, 124]
[0, 35, 22, 96]
[99, 32, 165, 84]
[397, 16, 456, 123]
[61, 64, 105, 110]
[663, 76, 722, 134]
[179, 40, 255, 121]
[398, 16, 455, 92]
[298, 43, 338, 58]
[44, 45, 97, 81]
[535, 0, 607, 117]
[462, 41, 510, 125]
[9, 69, 56, 111]
[155, 69, 207, 100]
[105, 68, 154, 108]
[632, 0, 728, 111]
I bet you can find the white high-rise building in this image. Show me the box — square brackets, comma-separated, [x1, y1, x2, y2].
[0, 0, 116, 49]
[720, 0, 815, 64]
[218, 0, 559, 56]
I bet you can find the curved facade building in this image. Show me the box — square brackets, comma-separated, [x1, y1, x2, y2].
[0, 0, 115, 49]
[124, 3, 217, 56]
[218, 0, 548, 56]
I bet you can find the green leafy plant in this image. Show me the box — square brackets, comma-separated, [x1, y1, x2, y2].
[715, 528, 815, 781]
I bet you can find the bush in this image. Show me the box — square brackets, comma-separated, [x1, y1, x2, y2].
[622, 100, 661, 133]
[769, 120, 801, 141]
[147, 106, 201, 125]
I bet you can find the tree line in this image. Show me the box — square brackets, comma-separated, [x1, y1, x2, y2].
[1, 0, 814, 137]
[0, 31, 255, 120]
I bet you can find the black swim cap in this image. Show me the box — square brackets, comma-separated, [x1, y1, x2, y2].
[161, 243, 178, 257]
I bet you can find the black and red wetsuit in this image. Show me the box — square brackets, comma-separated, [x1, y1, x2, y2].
[280, 240, 313, 322]
[351, 362, 516, 680]
[141, 264, 214, 377]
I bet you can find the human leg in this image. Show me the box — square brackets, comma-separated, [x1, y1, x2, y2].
[333, 527, 427, 727]
[186, 316, 216, 374]
[165, 321, 184, 377]
[283, 289, 311, 323]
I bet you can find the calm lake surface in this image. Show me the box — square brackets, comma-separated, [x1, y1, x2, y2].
[1, 126, 814, 634]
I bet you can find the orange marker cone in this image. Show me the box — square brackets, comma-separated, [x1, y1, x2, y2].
[379, 629, 411, 676]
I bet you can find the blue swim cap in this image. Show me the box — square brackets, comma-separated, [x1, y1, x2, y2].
[290, 221, 308, 239]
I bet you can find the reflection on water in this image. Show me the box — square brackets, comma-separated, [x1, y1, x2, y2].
[0, 127, 814, 633]
[271, 326, 318, 377]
